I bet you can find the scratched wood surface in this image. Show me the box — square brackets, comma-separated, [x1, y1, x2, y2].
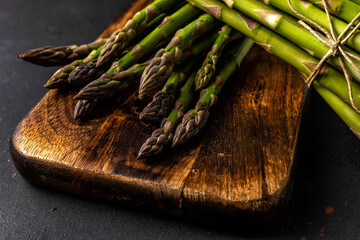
[10, 0, 308, 224]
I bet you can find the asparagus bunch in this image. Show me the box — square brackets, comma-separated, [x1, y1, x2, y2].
[97, 0, 183, 67]
[187, 0, 360, 137]
[137, 72, 197, 159]
[173, 38, 254, 147]
[18, 0, 360, 159]
[195, 24, 232, 90]
[18, 39, 107, 67]
[139, 14, 219, 99]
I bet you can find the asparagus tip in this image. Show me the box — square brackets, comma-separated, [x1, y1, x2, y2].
[73, 99, 97, 120]
[73, 94, 81, 100]
[138, 92, 146, 100]
[172, 109, 209, 148]
[137, 128, 171, 159]
[137, 142, 156, 160]
[44, 81, 61, 89]
[139, 91, 173, 123]
[136, 151, 146, 160]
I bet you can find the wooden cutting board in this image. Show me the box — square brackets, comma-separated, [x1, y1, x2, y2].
[10, 0, 308, 224]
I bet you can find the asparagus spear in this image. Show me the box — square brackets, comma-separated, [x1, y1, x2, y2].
[221, 0, 360, 84]
[173, 37, 254, 147]
[138, 13, 219, 99]
[18, 39, 107, 67]
[137, 72, 196, 159]
[263, 0, 360, 54]
[195, 24, 232, 90]
[187, 0, 360, 136]
[139, 60, 196, 122]
[97, 0, 183, 67]
[307, 0, 360, 25]
[74, 62, 148, 100]
[74, 100, 98, 120]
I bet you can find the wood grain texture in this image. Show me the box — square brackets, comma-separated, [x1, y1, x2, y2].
[10, 0, 309, 224]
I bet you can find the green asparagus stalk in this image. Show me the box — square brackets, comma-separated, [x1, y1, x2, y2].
[350, 0, 360, 5]
[18, 39, 107, 67]
[138, 13, 219, 99]
[137, 72, 196, 159]
[74, 62, 149, 100]
[221, 0, 360, 84]
[140, 60, 197, 122]
[307, 0, 360, 25]
[195, 24, 232, 90]
[314, 81, 360, 138]
[173, 37, 254, 147]
[187, 0, 360, 136]
[97, 0, 183, 67]
[74, 99, 98, 120]
[263, 0, 360, 54]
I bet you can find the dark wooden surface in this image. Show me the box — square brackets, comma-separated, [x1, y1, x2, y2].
[10, 0, 308, 223]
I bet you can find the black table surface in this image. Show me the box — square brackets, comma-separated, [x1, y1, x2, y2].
[1, 0, 359, 239]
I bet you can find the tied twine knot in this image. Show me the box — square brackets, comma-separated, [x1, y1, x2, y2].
[330, 41, 340, 57]
[288, 0, 360, 113]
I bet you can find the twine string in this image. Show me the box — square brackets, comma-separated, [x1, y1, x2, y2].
[287, 0, 360, 113]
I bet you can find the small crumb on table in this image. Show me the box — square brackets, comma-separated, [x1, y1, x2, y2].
[325, 206, 334, 214]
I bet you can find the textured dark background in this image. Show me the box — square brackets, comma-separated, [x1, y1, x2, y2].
[0, 0, 359, 239]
